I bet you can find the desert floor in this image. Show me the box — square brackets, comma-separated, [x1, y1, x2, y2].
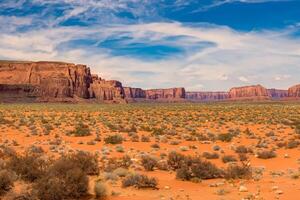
[1, 102, 300, 200]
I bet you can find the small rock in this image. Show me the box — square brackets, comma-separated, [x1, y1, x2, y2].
[275, 190, 283, 195]
[272, 186, 279, 191]
[164, 186, 170, 190]
[239, 186, 248, 192]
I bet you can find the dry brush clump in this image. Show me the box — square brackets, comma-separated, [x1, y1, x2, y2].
[0, 147, 99, 200]
[122, 174, 158, 189]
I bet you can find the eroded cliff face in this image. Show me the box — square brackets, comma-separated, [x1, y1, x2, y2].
[123, 87, 146, 99]
[267, 89, 288, 99]
[89, 75, 125, 102]
[0, 61, 91, 100]
[186, 92, 229, 101]
[288, 84, 300, 98]
[123, 87, 186, 101]
[228, 85, 271, 100]
[0, 61, 125, 102]
[145, 88, 185, 100]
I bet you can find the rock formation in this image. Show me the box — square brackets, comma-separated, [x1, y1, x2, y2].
[0, 61, 91, 101]
[186, 92, 229, 101]
[145, 88, 185, 100]
[228, 84, 271, 100]
[0, 60, 186, 103]
[123, 87, 185, 101]
[288, 84, 300, 98]
[123, 87, 146, 99]
[89, 75, 125, 102]
[0, 61, 126, 102]
[267, 89, 288, 99]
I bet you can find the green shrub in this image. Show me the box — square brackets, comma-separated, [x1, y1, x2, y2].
[70, 123, 90, 137]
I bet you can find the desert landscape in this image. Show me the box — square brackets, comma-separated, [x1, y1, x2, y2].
[1, 1, 300, 200]
[1, 61, 300, 200]
[1, 102, 300, 200]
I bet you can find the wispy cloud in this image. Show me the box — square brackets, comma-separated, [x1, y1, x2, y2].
[0, 0, 299, 91]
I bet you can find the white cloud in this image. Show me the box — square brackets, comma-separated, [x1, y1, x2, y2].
[238, 76, 249, 82]
[0, 21, 300, 91]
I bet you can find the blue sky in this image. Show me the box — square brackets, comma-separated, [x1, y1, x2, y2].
[0, 0, 300, 91]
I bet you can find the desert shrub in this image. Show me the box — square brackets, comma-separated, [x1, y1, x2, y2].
[113, 167, 128, 177]
[8, 153, 48, 182]
[105, 155, 132, 172]
[141, 155, 158, 171]
[225, 163, 252, 179]
[64, 151, 99, 175]
[104, 134, 123, 145]
[218, 132, 234, 142]
[122, 174, 158, 189]
[286, 140, 299, 149]
[94, 181, 108, 199]
[238, 153, 248, 161]
[0, 169, 14, 195]
[202, 152, 219, 159]
[176, 156, 223, 181]
[130, 134, 139, 142]
[70, 122, 90, 137]
[115, 145, 125, 153]
[150, 143, 160, 149]
[235, 145, 249, 154]
[34, 156, 89, 200]
[222, 155, 237, 163]
[167, 151, 185, 170]
[257, 150, 276, 159]
[141, 135, 150, 142]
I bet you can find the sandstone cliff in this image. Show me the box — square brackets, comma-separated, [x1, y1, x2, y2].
[123, 87, 146, 99]
[267, 89, 288, 99]
[0, 61, 125, 102]
[145, 88, 185, 100]
[89, 75, 125, 102]
[123, 87, 186, 101]
[186, 91, 229, 101]
[229, 85, 271, 100]
[288, 84, 300, 98]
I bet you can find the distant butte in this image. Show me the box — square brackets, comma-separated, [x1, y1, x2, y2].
[0, 60, 298, 103]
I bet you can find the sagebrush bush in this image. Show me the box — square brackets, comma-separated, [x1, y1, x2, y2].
[174, 155, 223, 181]
[7, 153, 48, 182]
[34, 156, 89, 200]
[141, 155, 158, 171]
[122, 174, 158, 189]
[0, 169, 14, 195]
[167, 151, 185, 170]
[218, 133, 234, 142]
[222, 155, 237, 163]
[257, 150, 276, 159]
[202, 152, 219, 159]
[94, 181, 108, 199]
[70, 122, 91, 137]
[225, 163, 252, 179]
[104, 134, 123, 144]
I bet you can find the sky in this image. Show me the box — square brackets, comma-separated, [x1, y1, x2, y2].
[0, 0, 300, 91]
